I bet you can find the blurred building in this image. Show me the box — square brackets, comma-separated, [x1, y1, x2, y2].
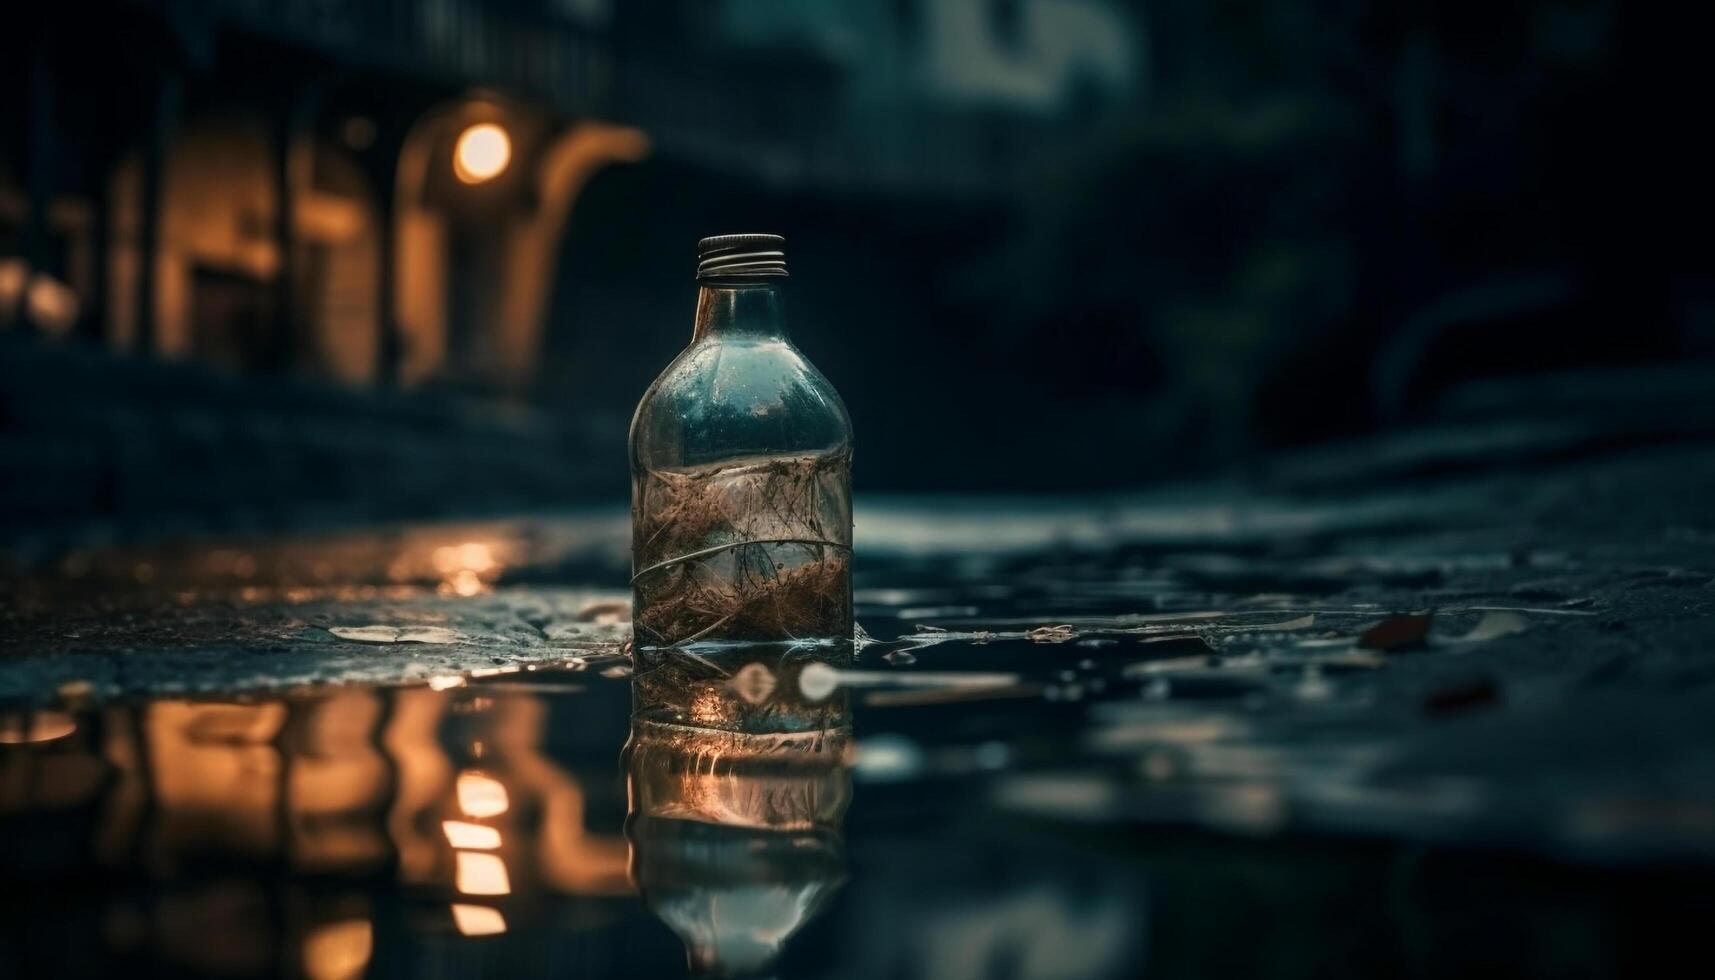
[2, 0, 1709, 538]
[0, 0, 1143, 394]
[0, 0, 1159, 541]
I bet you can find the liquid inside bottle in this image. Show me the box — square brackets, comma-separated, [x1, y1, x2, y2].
[629, 234, 853, 735]
[633, 450, 851, 648]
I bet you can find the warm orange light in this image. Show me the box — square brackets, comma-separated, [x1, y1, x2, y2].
[456, 542, 496, 572]
[0, 258, 28, 314]
[0, 711, 78, 744]
[451, 904, 507, 937]
[456, 851, 511, 895]
[447, 569, 484, 597]
[456, 771, 509, 818]
[431, 546, 461, 574]
[24, 275, 80, 334]
[453, 124, 510, 184]
[433, 541, 498, 595]
[442, 820, 502, 850]
[302, 919, 373, 980]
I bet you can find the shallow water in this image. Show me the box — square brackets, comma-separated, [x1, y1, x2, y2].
[5, 447, 1715, 976]
[3, 668, 1710, 980]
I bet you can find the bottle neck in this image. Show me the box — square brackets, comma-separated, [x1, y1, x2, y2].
[692, 283, 788, 342]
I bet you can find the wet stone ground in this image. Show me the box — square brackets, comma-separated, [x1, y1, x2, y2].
[3, 438, 1715, 978]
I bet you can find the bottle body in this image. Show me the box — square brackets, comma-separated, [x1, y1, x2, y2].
[629, 236, 852, 735]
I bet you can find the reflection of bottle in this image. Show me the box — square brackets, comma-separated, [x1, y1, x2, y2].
[629, 234, 854, 653]
[625, 722, 851, 977]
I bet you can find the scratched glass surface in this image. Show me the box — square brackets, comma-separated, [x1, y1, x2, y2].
[5, 450, 1715, 978]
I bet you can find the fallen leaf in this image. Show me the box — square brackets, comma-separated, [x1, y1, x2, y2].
[330, 625, 461, 645]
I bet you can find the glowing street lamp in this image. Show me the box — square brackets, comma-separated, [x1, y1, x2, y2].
[453, 123, 511, 184]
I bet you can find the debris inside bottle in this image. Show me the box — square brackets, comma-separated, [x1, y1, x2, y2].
[632, 450, 852, 650]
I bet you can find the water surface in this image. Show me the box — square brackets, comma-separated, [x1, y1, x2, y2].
[6, 447, 1715, 977]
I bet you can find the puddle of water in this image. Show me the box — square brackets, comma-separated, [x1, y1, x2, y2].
[4, 487, 1715, 976]
[2, 654, 1710, 978]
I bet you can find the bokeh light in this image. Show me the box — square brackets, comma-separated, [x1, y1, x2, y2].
[453, 123, 510, 184]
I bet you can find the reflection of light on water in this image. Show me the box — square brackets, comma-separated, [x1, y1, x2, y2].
[798, 662, 1021, 701]
[451, 904, 507, 937]
[302, 919, 372, 980]
[0, 711, 77, 744]
[289, 690, 390, 871]
[468, 666, 521, 679]
[448, 755, 512, 921]
[442, 820, 502, 849]
[457, 771, 509, 818]
[147, 702, 288, 857]
[428, 675, 467, 691]
[456, 851, 511, 895]
[4, 685, 636, 962]
[853, 734, 925, 782]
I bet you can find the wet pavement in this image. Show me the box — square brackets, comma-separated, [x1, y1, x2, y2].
[4, 437, 1715, 977]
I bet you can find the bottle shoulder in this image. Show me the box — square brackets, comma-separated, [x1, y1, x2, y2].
[631, 336, 852, 468]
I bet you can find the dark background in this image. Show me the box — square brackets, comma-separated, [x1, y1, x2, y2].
[2, 0, 1713, 544]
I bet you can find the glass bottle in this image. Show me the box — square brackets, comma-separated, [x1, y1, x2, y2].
[629, 234, 853, 734]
